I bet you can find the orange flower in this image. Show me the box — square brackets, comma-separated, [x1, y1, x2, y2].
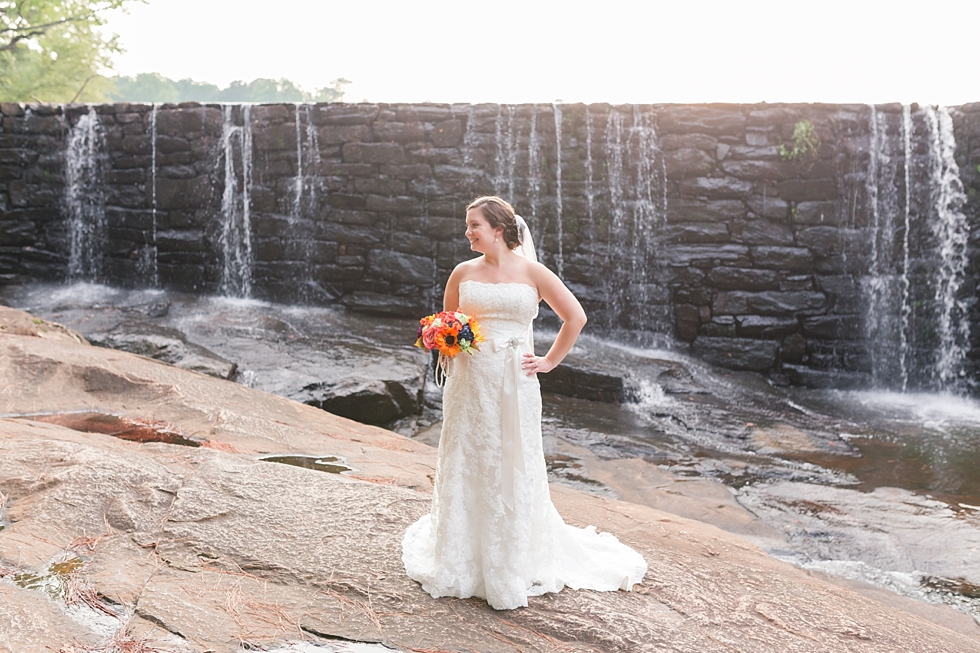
[435, 329, 462, 357]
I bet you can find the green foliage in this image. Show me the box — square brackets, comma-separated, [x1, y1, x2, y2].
[0, 0, 137, 102]
[108, 73, 351, 103]
[779, 120, 820, 169]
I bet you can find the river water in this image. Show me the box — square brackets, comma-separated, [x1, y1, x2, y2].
[4, 282, 979, 623]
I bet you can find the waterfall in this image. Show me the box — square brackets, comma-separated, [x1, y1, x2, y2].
[218, 105, 254, 298]
[552, 103, 564, 279]
[527, 106, 541, 224]
[584, 107, 595, 225]
[460, 106, 478, 168]
[138, 104, 159, 287]
[292, 103, 304, 224]
[493, 105, 522, 202]
[900, 104, 913, 392]
[596, 107, 667, 336]
[927, 106, 971, 391]
[864, 105, 908, 389]
[65, 107, 107, 281]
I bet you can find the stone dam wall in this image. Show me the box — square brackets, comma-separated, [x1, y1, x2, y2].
[1, 101, 979, 392]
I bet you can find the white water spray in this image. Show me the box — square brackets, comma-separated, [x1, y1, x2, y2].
[66, 107, 107, 280]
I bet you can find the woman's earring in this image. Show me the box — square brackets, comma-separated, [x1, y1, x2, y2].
[495, 237, 499, 242]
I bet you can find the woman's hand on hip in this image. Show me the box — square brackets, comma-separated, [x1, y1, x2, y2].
[522, 353, 554, 376]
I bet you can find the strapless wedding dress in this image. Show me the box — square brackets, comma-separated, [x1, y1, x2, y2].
[401, 280, 647, 610]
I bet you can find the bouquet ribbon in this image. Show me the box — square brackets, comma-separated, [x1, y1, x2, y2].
[491, 334, 528, 511]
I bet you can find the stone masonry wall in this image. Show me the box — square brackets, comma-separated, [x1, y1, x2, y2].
[1, 101, 979, 391]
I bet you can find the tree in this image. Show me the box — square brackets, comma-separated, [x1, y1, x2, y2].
[0, 0, 136, 103]
[108, 73, 352, 104]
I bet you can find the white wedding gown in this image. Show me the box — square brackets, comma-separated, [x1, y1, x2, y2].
[402, 280, 648, 610]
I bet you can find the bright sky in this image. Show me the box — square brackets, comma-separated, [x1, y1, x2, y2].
[104, 0, 980, 105]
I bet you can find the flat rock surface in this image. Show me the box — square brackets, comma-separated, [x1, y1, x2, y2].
[1, 328, 979, 652]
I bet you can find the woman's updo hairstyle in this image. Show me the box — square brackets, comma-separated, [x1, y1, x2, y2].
[466, 196, 521, 250]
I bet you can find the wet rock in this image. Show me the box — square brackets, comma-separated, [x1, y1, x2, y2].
[665, 148, 715, 176]
[539, 362, 628, 403]
[751, 246, 815, 272]
[301, 376, 424, 425]
[707, 266, 780, 291]
[0, 306, 87, 344]
[783, 364, 870, 389]
[737, 316, 800, 339]
[88, 323, 237, 380]
[714, 290, 827, 316]
[691, 337, 779, 372]
[738, 482, 980, 588]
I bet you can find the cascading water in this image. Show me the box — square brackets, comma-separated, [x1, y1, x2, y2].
[552, 103, 564, 279]
[584, 107, 595, 225]
[596, 107, 668, 337]
[137, 104, 159, 287]
[863, 104, 972, 394]
[927, 106, 971, 391]
[289, 104, 322, 301]
[863, 105, 908, 388]
[900, 105, 913, 392]
[65, 107, 107, 281]
[526, 106, 542, 224]
[218, 105, 254, 298]
[494, 105, 521, 201]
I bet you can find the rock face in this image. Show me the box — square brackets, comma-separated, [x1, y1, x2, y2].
[2, 102, 979, 392]
[2, 319, 980, 651]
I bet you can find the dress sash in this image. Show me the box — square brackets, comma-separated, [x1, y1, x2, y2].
[491, 334, 528, 511]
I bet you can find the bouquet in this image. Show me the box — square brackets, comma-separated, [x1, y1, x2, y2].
[415, 310, 483, 358]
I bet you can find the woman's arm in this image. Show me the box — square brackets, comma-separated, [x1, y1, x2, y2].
[443, 264, 464, 312]
[522, 263, 587, 375]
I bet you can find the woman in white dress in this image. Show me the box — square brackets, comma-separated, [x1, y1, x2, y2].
[402, 196, 647, 610]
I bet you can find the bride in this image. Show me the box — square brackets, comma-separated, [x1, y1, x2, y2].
[401, 196, 647, 610]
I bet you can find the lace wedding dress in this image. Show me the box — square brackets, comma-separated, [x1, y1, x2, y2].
[402, 280, 648, 610]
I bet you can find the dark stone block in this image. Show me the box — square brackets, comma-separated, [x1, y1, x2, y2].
[662, 244, 750, 267]
[707, 267, 779, 290]
[802, 315, 864, 339]
[664, 223, 730, 244]
[745, 196, 790, 220]
[691, 337, 778, 371]
[373, 121, 426, 143]
[658, 107, 747, 135]
[156, 229, 206, 252]
[155, 176, 211, 210]
[779, 275, 814, 291]
[699, 315, 736, 337]
[327, 210, 381, 226]
[318, 124, 371, 145]
[678, 176, 753, 199]
[666, 199, 745, 223]
[314, 104, 380, 125]
[380, 163, 434, 179]
[781, 333, 807, 363]
[661, 133, 717, 152]
[367, 249, 435, 285]
[675, 304, 699, 342]
[430, 119, 463, 147]
[729, 219, 794, 245]
[328, 194, 367, 210]
[317, 161, 376, 177]
[342, 142, 406, 165]
[714, 290, 827, 316]
[737, 315, 799, 338]
[365, 194, 421, 214]
[775, 178, 837, 201]
[354, 176, 407, 196]
[720, 160, 792, 181]
[665, 148, 715, 176]
[751, 246, 814, 271]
